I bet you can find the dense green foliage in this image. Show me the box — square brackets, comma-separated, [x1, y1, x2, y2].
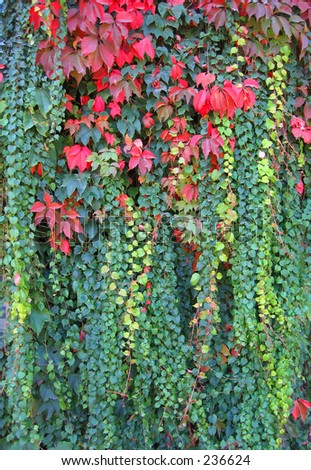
[0, 0, 310, 450]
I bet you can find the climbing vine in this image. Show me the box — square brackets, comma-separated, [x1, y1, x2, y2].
[0, 0, 310, 450]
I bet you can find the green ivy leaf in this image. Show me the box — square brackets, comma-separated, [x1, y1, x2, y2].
[190, 273, 200, 286]
[35, 88, 52, 117]
[29, 305, 50, 335]
[23, 111, 35, 131]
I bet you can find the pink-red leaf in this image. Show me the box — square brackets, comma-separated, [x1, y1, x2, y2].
[296, 177, 304, 196]
[81, 36, 98, 55]
[64, 145, 92, 172]
[60, 238, 70, 255]
[292, 399, 311, 422]
[31, 201, 46, 213]
[193, 89, 211, 116]
[196, 72, 216, 88]
[243, 78, 260, 89]
[133, 36, 155, 60]
[92, 95, 105, 112]
[128, 154, 141, 171]
[182, 183, 199, 202]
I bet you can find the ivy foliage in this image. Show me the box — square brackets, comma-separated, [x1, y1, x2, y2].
[0, 0, 310, 450]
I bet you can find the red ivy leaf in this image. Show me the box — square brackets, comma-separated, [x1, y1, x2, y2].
[298, 33, 309, 61]
[291, 117, 311, 144]
[214, 9, 226, 30]
[50, 1, 62, 17]
[142, 112, 154, 129]
[61, 220, 72, 239]
[36, 40, 57, 78]
[60, 238, 70, 255]
[67, 8, 87, 33]
[29, 5, 46, 31]
[231, 348, 239, 358]
[210, 86, 229, 118]
[50, 18, 60, 38]
[170, 57, 185, 80]
[155, 99, 174, 122]
[46, 208, 56, 230]
[128, 154, 141, 170]
[133, 36, 155, 60]
[295, 97, 306, 109]
[30, 201, 46, 213]
[296, 177, 304, 196]
[128, 147, 155, 175]
[64, 145, 92, 172]
[79, 0, 106, 24]
[193, 89, 211, 116]
[243, 78, 260, 89]
[43, 192, 63, 210]
[169, 84, 196, 104]
[92, 95, 105, 113]
[81, 35, 98, 55]
[292, 399, 311, 422]
[60, 46, 87, 81]
[196, 72, 216, 88]
[116, 194, 129, 208]
[168, 0, 185, 5]
[108, 101, 122, 118]
[182, 183, 199, 202]
[30, 163, 43, 176]
[202, 127, 224, 158]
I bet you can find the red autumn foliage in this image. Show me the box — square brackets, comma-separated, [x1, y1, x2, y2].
[201, 123, 224, 158]
[193, 78, 260, 118]
[195, 72, 216, 88]
[132, 36, 155, 60]
[30, 162, 43, 176]
[29, 4, 46, 31]
[124, 137, 156, 175]
[29, 0, 307, 279]
[59, 238, 71, 255]
[210, 81, 240, 118]
[292, 399, 311, 422]
[64, 145, 93, 172]
[182, 183, 199, 202]
[170, 56, 186, 81]
[142, 112, 154, 129]
[36, 40, 58, 78]
[29, 1, 61, 38]
[291, 117, 311, 144]
[296, 176, 305, 196]
[116, 194, 129, 209]
[92, 95, 105, 113]
[31, 193, 83, 255]
[193, 89, 211, 116]
[0, 63, 4, 83]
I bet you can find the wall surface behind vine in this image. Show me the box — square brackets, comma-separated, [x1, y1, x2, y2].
[0, 0, 310, 450]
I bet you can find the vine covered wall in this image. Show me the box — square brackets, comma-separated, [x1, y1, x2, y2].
[0, 0, 310, 450]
